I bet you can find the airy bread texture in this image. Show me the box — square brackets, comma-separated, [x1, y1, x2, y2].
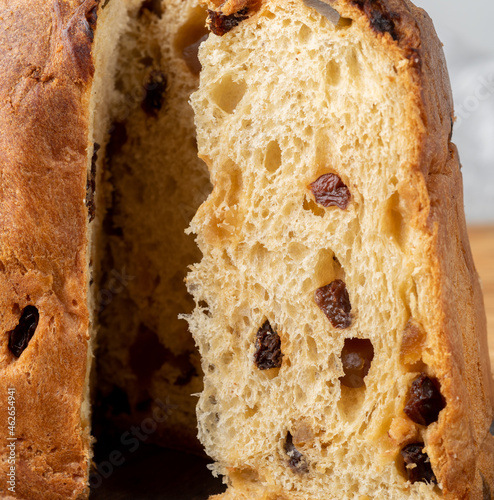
[187, 0, 494, 498]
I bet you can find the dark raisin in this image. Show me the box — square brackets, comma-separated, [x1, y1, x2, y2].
[284, 432, 309, 474]
[183, 34, 208, 75]
[404, 374, 445, 426]
[340, 338, 374, 388]
[254, 321, 283, 370]
[309, 173, 351, 209]
[351, 0, 399, 41]
[369, 10, 397, 39]
[86, 143, 100, 222]
[141, 71, 167, 117]
[8, 306, 39, 358]
[208, 7, 249, 37]
[139, 0, 163, 18]
[401, 443, 437, 484]
[490, 419, 494, 436]
[314, 280, 352, 329]
[482, 473, 492, 500]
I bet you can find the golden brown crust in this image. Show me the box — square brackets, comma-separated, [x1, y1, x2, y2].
[0, 0, 96, 498]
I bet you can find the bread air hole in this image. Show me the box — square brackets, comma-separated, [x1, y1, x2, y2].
[326, 59, 341, 87]
[303, 196, 325, 217]
[382, 191, 405, 247]
[174, 6, 209, 75]
[264, 140, 282, 173]
[210, 75, 247, 114]
[339, 338, 374, 389]
[337, 17, 353, 29]
[298, 24, 313, 43]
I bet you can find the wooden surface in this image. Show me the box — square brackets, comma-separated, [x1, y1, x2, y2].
[468, 226, 494, 369]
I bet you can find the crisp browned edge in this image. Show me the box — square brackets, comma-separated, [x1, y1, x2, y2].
[0, 0, 98, 498]
[203, 0, 494, 499]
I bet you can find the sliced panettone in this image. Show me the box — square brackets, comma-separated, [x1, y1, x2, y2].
[186, 0, 494, 498]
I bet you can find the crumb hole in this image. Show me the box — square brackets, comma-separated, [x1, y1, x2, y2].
[303, 197, 325, 217]
[347, 47, 361, 80]
[337, 17, 353, 28]
[313, 248, 336, 287]
[306, 336, 318, 360]
[339, 338, 374, 389]
[383, 191, 405, 247]
[326, 59, 341, 87]
[298, 24, 313, 42]
[211, 75, 247, 114]
[244, 405, 259, 418]
[264, 140, 282, 173]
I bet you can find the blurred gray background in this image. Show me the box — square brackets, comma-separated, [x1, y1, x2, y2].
[413, 0, 494, 224]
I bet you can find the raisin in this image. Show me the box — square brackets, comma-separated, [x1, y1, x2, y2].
[351, 0, 399, 41]
[490, 419, 494, 436]
[8, 306, 39, 358]
[208, 7, 249, 37]
[86, 143, 100, 222]
[482, 473, 492, 500]
[141, 71, 167, 117]
[404, 374, 445, 426]
[314, 280, 352, 329]
[340, 338, 374, 388]
[183, 34, 208, 75]
[309, 173, 351, 209]
[284, 432, 309, 474]
[254, 321, 283, 370]
[401, 443, 436, 484]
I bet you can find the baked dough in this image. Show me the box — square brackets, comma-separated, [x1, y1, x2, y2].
[187, 0, 494, 498]
[0, 0, 492, 498]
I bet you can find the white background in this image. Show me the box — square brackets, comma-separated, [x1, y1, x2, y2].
[413, 0, 494, 224]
